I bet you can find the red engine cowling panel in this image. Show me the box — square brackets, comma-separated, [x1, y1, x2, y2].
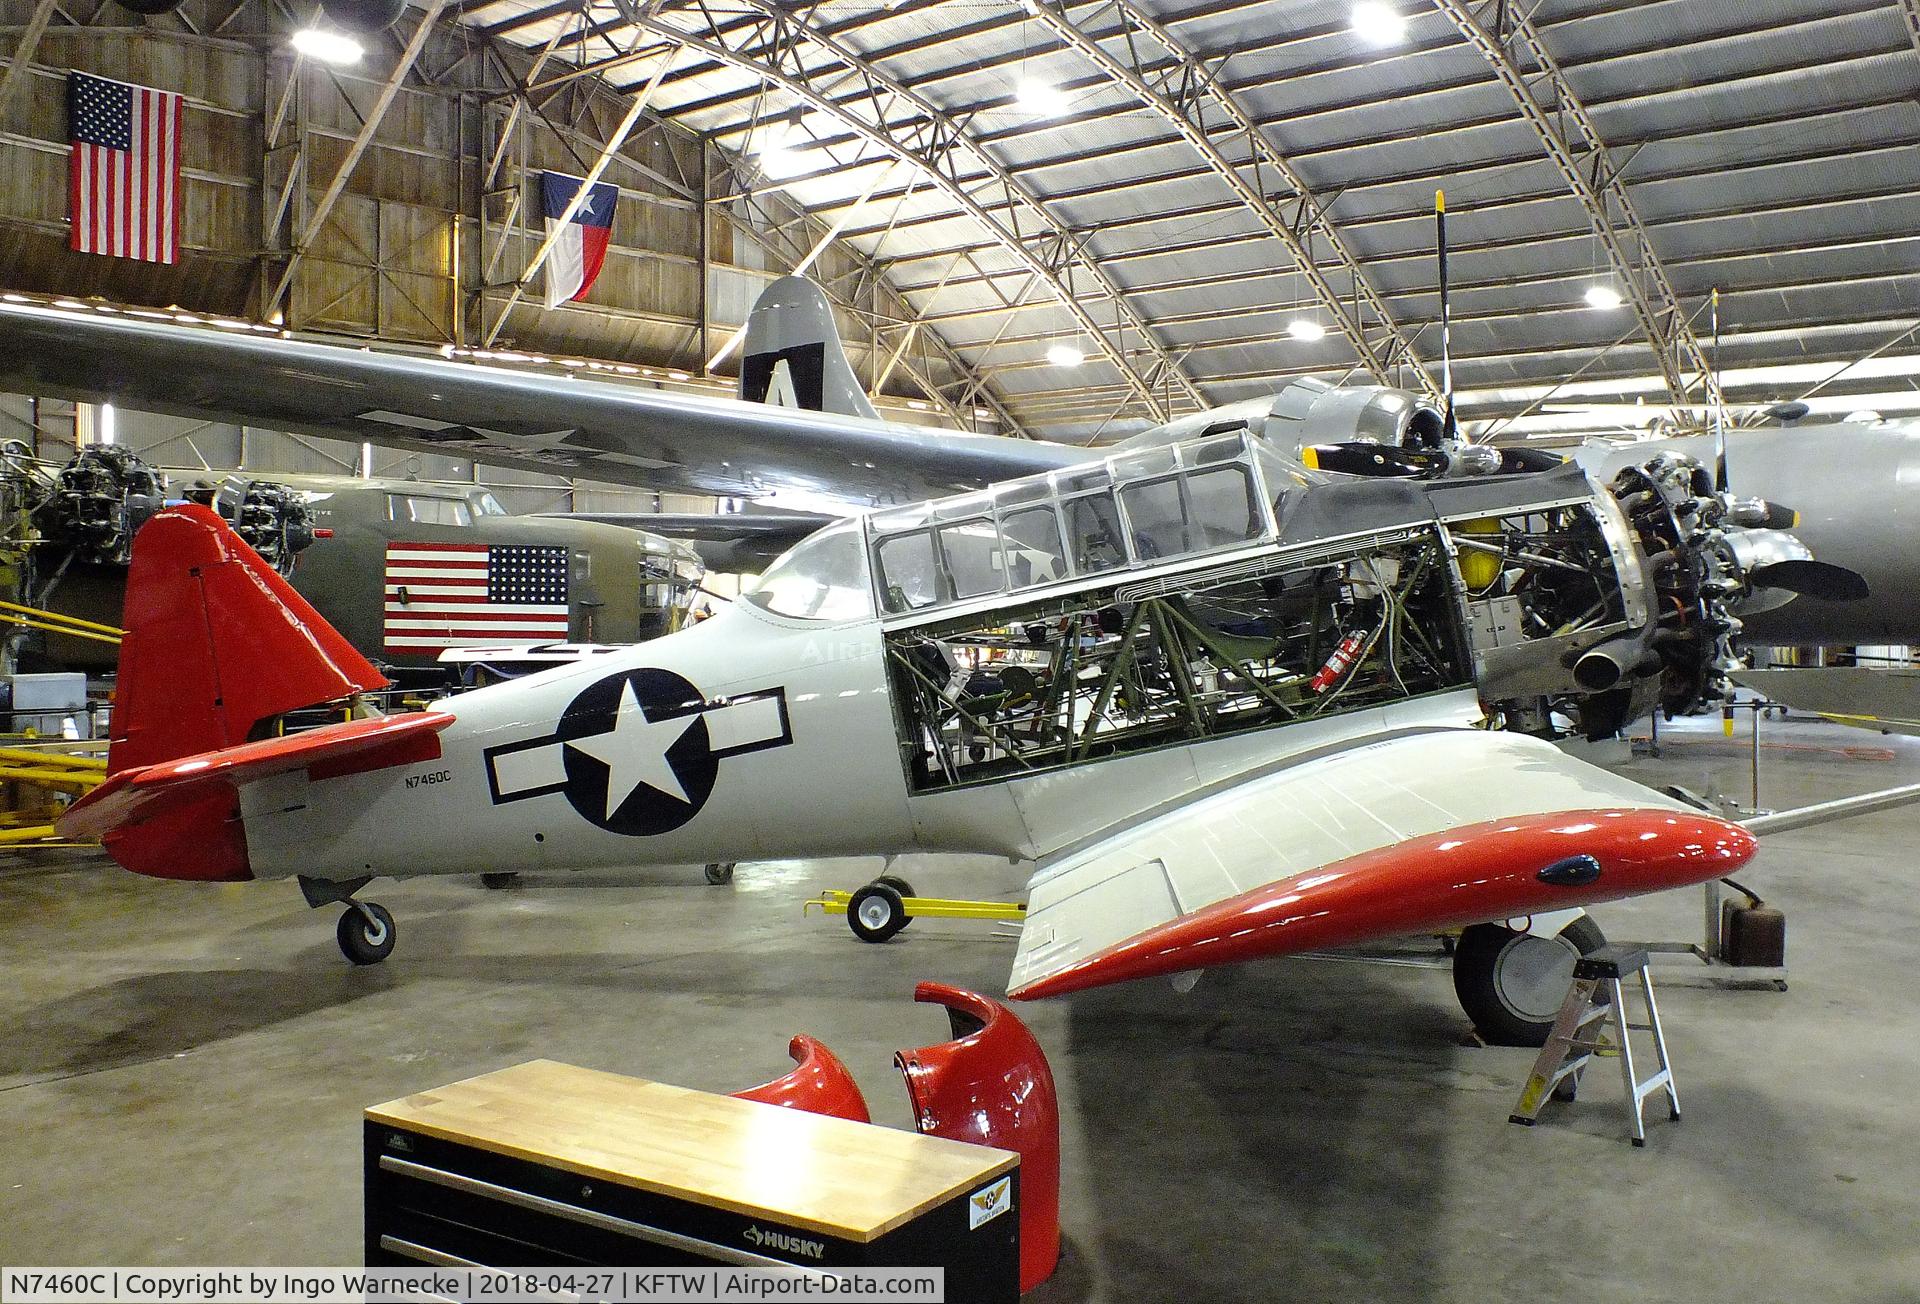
[732, 1035, 871, 1123]
[895, 982, 1060, 1293]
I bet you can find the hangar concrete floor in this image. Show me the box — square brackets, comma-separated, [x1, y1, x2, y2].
[3, 713, 1918, 1302]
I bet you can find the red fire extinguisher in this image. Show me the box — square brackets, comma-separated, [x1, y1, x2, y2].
[1311, 630, 1367, 693]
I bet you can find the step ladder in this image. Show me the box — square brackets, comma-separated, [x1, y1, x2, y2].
[1509, 944, 1680, 1146]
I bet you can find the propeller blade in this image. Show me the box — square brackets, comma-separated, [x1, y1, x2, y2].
[1304, 443, 1447, 479]
[1711, 289, 1728, 494]
[1758, 501, 1799, 530]
[1748, 559, 1870, 602]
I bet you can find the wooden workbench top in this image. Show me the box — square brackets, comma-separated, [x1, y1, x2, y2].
[366, 1059, 1018, 1242]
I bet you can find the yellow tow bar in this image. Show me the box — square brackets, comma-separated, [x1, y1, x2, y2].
[806, 886, 1026, 943]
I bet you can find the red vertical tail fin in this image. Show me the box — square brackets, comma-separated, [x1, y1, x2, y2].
[110, 504, 388, 774]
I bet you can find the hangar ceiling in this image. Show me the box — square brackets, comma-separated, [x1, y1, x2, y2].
[2, 0, 1918, 449]
[459, 0, 1920, 443]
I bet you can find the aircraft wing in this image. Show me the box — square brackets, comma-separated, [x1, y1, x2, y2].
[1734, 667, 1920, 736]
[0, 302, 1080, 505]
[59, 711, 454, 841]
[1008, 730, 1754, 1000]
[542, 510, 831, 570]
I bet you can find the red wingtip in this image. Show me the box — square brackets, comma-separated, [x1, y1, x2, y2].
[1012, 809, 1756, 1000]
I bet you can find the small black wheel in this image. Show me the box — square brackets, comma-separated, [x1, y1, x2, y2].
[874, 875, 915, 928]
[704, 862, 736, 886]
[480, 872, 519, 890]
[338, 902, 396, 966]
[1453, 915, 1606, 1047]
[847, 884, 908, 943]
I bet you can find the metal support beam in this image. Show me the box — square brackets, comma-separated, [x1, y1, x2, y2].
[1899, 0, 1920, 54]
[265, 0, 451, 321]
[0, 0, 58, 121]
[1025, 0, 1436, 393]
[561, 2, 1207, 421]
[1430, 0, 1720, 408]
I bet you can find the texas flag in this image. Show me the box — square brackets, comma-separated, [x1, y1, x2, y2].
[540, 171, 618, 308]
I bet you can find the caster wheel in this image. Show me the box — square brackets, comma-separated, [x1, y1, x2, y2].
[847, 883, 907, 944]
[704, 862, 736, 886]
[1453, 915, 1606, 1047]
[480, 872, 519, 890]
[338, 902, 396, 966]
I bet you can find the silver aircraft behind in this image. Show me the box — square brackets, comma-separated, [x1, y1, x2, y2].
[1, 279, 1912, 650]
[1574, 423, 1920, 646]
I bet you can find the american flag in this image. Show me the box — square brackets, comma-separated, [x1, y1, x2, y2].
[384, 543, 571, 652]
[68, 71, 184, 264]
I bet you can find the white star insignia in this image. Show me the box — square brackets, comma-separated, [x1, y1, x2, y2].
[564, 680, 697, 820]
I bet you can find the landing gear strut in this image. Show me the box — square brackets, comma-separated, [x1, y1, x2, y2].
[300, 875, 398, 966]
[1453, 915, 1606, 1046]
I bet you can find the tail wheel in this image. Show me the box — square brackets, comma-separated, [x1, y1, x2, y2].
[847, 884, 908, 944]
[338, 902, 396, 966]
[1452, 915, 1606, 1046]
[704, 862, 736, 886]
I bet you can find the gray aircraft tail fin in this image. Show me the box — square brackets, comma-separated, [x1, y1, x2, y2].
[739, 276, 879, 421]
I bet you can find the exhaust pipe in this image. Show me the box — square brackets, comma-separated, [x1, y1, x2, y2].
[1573, 636, 1661, 693]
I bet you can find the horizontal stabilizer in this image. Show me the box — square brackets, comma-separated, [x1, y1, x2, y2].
[60, 711, 453, 843]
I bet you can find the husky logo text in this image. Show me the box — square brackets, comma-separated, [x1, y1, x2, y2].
[743, 1225, 826, 1260]
[483, 668, 793, 835]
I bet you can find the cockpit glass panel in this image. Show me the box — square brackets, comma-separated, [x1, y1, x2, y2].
[939, 519, 1004, 599]
[1186, 465, 1260, 547]
[1057, 467, 1111, 495]
[472, 492, 508, 517]
[1118, 476, 1189, 560]
[743, 522, 875, 622]
[1064, 493, 1126, 574]
[933, 494, 993, 524]
[875, 530, 943, 613]
[389, 494, 472, 527]
[993, 479, 1050, 509]
[1000, 506, 1066, 589]
[1189, 434, 1251, 467]
[1110, 446, 1178, 480]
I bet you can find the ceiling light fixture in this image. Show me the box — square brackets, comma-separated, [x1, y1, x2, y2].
[1584, 283, 1625, 310]
[1016, 78, 1069, 117]
[1350, 2, 1407, 45]
[1046, 343, 1085, 367]
[290, 27, 363, 65]
[1287, 319, 1328, 342]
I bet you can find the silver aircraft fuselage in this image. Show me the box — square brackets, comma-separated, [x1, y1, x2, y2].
[1579, 422, 1920, 645]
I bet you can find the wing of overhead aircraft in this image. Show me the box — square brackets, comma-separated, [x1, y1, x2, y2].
[0, 289, 1079, 508]
[1733, 667, 1920, 736]
[1009, 728, 1748, 1000]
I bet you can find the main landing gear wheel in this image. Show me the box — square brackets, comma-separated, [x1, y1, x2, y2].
[1453, 915, 1606, 1047]
[704, 862, 736, 886]
[847, 883, 908, 943]
[480, 872, 519, 890]
[337, 902, 396, 966]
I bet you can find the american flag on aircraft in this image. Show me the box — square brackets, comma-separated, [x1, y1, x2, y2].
[68, 70, 184, 264]
[384, 542, 570, 651]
